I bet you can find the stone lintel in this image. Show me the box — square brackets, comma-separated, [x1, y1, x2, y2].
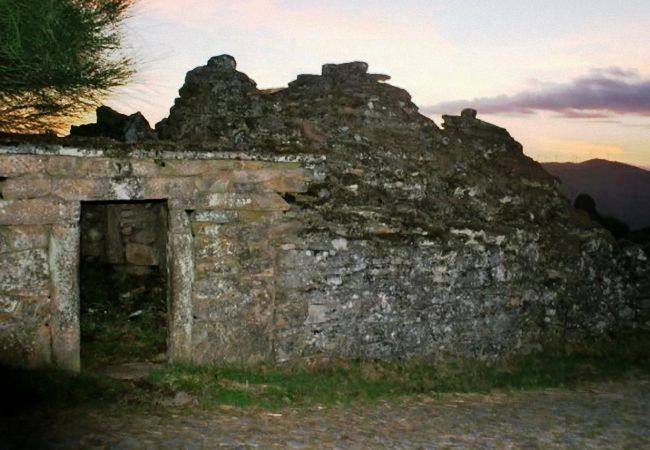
[170, 192, 290, 211]
[51, 179, 111, 201]
[48, 177, 196, 201]
[142, 177, 197, 200]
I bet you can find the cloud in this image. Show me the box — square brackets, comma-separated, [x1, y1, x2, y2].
[589, 67, 639, 78]
[423, 68, 650, 118]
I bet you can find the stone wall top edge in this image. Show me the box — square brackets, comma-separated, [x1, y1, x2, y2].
[0, 144, 325, 164]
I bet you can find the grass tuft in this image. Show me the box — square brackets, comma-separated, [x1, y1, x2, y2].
[2, 336, 648, 413]
[147, 345, 649, 408]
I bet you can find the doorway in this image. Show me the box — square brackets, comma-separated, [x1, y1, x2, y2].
[79, 200, 169, 368]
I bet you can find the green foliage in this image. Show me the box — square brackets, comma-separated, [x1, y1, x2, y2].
[2, 338, 647, 413]
[149, 345, 650, 408]
[0, 0, 134, 134]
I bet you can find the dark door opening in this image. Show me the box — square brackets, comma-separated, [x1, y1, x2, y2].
[79, 200, 169, 369]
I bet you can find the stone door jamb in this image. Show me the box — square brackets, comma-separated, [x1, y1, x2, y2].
[48, 200, 195, 371]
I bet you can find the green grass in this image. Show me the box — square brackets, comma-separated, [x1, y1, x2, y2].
[147, 347, 650, 408]
[3, 338, 648, 414]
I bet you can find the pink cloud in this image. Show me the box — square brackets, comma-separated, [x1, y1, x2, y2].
[423, 68, 650, 118]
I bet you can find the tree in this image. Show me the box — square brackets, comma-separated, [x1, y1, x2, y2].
[0, 0, 134, 134]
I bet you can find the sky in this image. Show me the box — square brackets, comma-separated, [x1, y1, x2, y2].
[106, 0, 650, 168]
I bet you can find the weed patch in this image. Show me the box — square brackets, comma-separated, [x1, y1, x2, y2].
[148, 347, 650, 408]
[3, 338, 648, 413]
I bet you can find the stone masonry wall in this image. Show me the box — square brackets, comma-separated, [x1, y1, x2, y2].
[81, 202, 168, 270]
[154, 56, 649, 363]
[0, 56, 648, 369]
[0, 147, 312, 368]
[0, 142, 647, 368]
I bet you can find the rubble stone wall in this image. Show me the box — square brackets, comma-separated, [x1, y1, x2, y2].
[154, 56, 648, 363]
[0, 56, 648, 370]
[81, 201, 168, 271]
[0, 144, 648, 369]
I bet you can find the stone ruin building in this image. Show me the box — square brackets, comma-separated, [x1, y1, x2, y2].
[0, 55, 648, 371]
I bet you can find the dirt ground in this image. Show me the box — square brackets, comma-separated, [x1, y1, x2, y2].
[2, 378, 648, 449]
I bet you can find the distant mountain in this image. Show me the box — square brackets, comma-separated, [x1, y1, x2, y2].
[542, 159, 650, 230]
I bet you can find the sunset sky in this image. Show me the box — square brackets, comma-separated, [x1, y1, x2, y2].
[107, 0, 650, 168]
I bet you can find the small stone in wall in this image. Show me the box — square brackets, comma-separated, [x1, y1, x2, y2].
[125, 243, 158, 266]
[0, 295, 19, 313]
[331, 237, 348, 251]
[133, 229, 157, 245]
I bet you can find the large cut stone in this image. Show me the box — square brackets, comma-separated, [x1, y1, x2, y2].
[142, 177, 197, 199]
[0, 155, 46, 176]
[0, 199, 79, 225]
[0, 225, 48, 254]
[50, 176, 197, 201]
[52, 179, 111, 201]
[171, 192, 290, 211]
[159, 160, 240, 176]
[167, 209, 194, 363]
[49, 223, 80, 371]
[0, 177, 52, 199]
[0, 249, 49, 295]
[194, 169, 310, 193]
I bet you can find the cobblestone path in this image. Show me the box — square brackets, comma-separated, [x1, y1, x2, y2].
[2, 379, 648, 449]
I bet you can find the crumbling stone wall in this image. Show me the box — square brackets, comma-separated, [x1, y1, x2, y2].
[154, 56, 649, 362]
[0, 56, 648, 369]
